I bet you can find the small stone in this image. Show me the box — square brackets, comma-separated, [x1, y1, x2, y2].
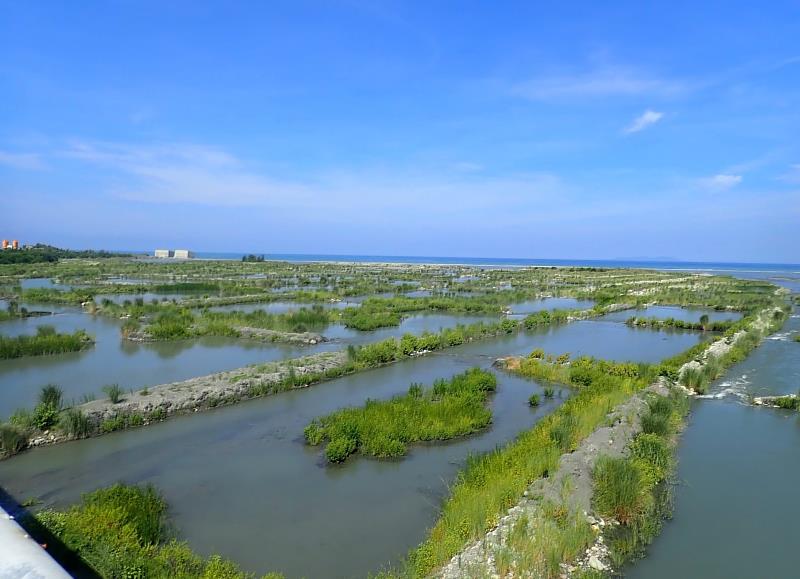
[588, 555, 606, 571]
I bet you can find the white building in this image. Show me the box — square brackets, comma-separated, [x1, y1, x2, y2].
[173, 249, 194, 259]
[154, 249, 173, 258]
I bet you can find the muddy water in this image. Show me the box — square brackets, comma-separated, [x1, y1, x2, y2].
[0, 318, 709, 578]
[626, 309, 800, 579]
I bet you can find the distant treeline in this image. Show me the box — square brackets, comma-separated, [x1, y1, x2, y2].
[242, 254, 266, 262]
[0, 244, 131, 264]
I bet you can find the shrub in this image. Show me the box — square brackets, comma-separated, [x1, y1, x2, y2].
[32, 402, 59, 430]
[326, 436, 358, 462]
[543, 386, 555, 398]
[103, 383, 124, 404]
[528, 394, 540, 407]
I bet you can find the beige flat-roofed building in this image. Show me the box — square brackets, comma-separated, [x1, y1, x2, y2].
[154, 249, 172, 258]
[173, 249, 194, 259]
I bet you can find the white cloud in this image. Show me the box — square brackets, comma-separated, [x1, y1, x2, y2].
[624, 110, 664, 134]
[0, 151, 47, 171]
[510, 66, 687, 100]
[698, 173, 743, 191]
[57, 140, 567, 218]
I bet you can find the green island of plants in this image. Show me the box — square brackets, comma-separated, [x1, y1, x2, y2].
[0, 326, 93, 359]
[23, 483, 283, 578]
[625, 314, 735, 332]
[304, 368, 497, 462]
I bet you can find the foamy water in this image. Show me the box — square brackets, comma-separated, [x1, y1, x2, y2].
[697, 373, 751, 400]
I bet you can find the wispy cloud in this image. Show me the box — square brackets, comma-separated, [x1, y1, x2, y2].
[509, 66, 687, 101]
[0, 150, 48, 171]
[57, 140, 567, 218]
[624, 109, 664, 134]
[61, 141, 310, 207]
[698, 173, 743, 191]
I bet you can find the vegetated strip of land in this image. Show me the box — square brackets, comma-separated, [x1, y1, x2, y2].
[0, 327, 93, 359]
[387, 305, 789, 578]
[0, 302, 636, 457]
[304, 368, 497, 463]
[625, 314, 736, 332]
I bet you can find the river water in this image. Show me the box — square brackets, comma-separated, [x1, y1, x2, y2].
[0, 303, 713, 577]
[626, 307, 800, 578]
[0, 307, 500, 417]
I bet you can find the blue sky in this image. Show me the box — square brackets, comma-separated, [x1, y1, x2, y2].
[1, 1, 799, 262]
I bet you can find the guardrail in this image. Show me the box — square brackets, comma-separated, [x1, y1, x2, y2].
[0, 505, 71, 578]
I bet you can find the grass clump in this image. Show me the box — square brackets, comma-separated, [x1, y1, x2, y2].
[528, 394, 540, 407]
[679, 366, 708, 394]
[0, 424, 28, 456]
[59, 408, 92, 439]
[492, 503, 595, 578]
[306, 368, 497, 463]
[102, 383, 124, 404]
[593, 456, 649, 525]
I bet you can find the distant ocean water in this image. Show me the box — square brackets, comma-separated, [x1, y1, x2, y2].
[183, 252, 799, 274]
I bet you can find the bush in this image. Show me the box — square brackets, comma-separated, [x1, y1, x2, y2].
[543, 386, 555, 398]
[103, 383, 124, 404]
[32, 402, 59, 430]
[325, 436, 358, 462]
[528, 394, 540, 407]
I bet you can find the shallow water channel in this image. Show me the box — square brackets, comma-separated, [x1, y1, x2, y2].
[0, 313, 711, 577]
[0, 307, 496, 417]
[626, 308, 800, 579]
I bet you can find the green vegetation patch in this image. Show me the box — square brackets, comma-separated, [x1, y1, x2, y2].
[593, 391, 688, 567]
[305, 368, 497, 462]
[27, 483, 283, 578]
[0, 326, 94, 359]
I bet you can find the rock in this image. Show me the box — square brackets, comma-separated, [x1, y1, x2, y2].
[588, 556, 606, 571]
